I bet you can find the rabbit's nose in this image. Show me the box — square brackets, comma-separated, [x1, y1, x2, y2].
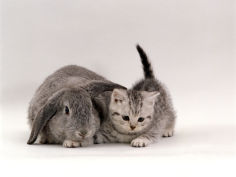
[79, 130, 87, 137]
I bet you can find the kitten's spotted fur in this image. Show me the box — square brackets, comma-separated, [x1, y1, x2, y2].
[94, 45, 176, 147]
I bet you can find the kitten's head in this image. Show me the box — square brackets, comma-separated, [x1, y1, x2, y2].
[109, 89, 159, 134]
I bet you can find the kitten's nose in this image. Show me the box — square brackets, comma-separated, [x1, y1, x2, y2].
[130, 126, 136, 130]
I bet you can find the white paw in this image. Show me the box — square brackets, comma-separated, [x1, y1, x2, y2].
[163, 129, 174, 137]
[131, 138, 150, 147]
[63, 140, 79, 148]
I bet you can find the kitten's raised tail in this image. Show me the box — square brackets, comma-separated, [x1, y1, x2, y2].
[136, 44, 154, 79]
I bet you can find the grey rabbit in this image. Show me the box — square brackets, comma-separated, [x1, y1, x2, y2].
[94, 45, 176, 147]
[27, 65, 126, 147]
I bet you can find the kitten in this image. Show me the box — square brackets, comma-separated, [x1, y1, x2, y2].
[94, 45, 176, 147]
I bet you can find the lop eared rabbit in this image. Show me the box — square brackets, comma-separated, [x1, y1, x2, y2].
[27, 65, 126, 148]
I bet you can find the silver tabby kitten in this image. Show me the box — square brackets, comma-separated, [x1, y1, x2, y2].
[94, 45, 176, 147]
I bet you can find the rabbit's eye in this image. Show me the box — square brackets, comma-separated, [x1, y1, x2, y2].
[122, 116, 129, 121]
[65, 106, 69, 115]
[138, 117, 144, 122]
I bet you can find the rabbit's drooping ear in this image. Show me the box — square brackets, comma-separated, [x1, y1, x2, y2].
[27, 89, 67, 145]
[86, 81, 127, 98]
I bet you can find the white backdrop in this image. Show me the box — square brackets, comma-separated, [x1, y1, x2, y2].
[0, 0, 235, 177]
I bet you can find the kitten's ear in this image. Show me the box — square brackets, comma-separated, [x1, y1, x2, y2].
[111, 89, 127, 103]
[141, 91, 160, 106]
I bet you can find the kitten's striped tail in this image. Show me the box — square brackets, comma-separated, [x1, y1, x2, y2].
[136, 44, 155, 79]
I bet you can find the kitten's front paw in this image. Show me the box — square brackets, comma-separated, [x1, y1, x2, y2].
[94, 133, 104, 144]
[131, 138, 151, 147]
[63, 140, 79, 148]
[163, 129, 174, 137]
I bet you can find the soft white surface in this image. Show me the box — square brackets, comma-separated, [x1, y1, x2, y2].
[0, 104, 235, 177]
[1, 0, 235, 177]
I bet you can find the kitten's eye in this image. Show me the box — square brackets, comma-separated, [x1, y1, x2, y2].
[122, 116, 130, 121]
[138, 117, 144, 122]
[65, 106, 69, 115]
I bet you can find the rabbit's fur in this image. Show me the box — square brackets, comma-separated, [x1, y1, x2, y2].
[27, 65, 126, 147]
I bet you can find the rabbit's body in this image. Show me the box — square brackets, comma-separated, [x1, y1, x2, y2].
[27, 65, 125, 147]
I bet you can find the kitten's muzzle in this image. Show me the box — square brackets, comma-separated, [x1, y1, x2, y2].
[130, 126, 136, 130]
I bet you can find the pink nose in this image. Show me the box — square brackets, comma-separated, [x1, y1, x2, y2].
[130, 126, 136, 130]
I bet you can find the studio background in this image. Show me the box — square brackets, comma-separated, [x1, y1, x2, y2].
[0, 0, 235, 177]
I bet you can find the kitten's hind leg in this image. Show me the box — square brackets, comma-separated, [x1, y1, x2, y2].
[162, 128, 174, 137]
[162, 116, 175, 137]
